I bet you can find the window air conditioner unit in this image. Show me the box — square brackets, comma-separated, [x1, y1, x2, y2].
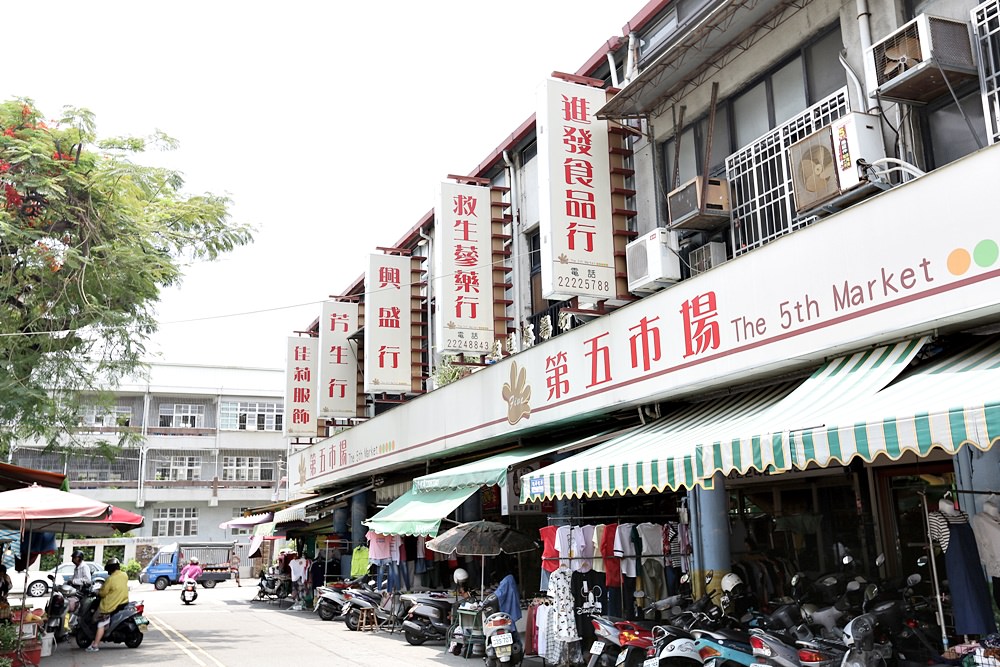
[789, 112, 886, 214]
[865, 14, 977, 105]
[667, 176, 731, 231]
[688, 241, 727, 276]
[626, 228, 681, 293]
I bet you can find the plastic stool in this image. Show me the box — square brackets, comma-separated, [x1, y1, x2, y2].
[358, 608, 378, 632]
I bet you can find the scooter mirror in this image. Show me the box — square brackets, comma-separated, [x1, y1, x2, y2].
[633, 591, 645, 599]
[704, 570, 714, 584]
[680, 573, 690, 585]
[864, 584, 879, 601]
[916, 556, 929, 567]
[846, 580, 861, 592]
[907, 573, 922, 587]
[842, 554, 854, 566]
[791, 573, 802, 586]
[875, 554, 885, 568]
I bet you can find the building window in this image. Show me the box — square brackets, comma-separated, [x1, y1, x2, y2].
[153, 507, 198, 537]
[77, 406, 132, 428]
[219, 401, 283, 431]
[158, 404, 205, 428]
[222, 456, 272, 482]
[230, 507, 251, 536]
[662, 26, 845, 185]
[154, 456, 201, 481]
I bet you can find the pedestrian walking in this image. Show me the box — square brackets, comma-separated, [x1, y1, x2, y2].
[230, 553, 241, 587]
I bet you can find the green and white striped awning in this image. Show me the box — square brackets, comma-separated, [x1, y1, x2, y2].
[521, 338, 926, 501]
[788, 337, 1000, 467]
[364, 486, 478, 536]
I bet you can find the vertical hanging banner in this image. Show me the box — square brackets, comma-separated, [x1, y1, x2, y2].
[364, 254, 413, 393]
[537, 78, 615, 301]
[434, 182, 494, 355]
[317, 300, 359, 418]
[284, 336, 318, 437]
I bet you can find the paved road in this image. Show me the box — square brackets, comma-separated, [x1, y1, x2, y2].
[30, 581, 543, 667]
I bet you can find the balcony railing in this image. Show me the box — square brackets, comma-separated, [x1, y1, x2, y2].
[525, 299, 577, 344]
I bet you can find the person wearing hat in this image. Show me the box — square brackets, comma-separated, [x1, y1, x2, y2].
[87, 558, 128, 652]
[70, 550, 92, 588]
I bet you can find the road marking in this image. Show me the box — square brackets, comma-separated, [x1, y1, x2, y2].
[150, 615, 227, 667]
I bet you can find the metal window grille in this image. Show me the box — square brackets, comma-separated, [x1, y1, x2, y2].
[150, 453, 203, 481]
[10, 447, 140, 485]
[975, 0, 1000, 145]
[726, 88, 849, 256]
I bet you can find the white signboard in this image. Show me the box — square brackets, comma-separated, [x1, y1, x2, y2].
[317, 300, 359, 419]
[434, 182, 494, 355]
[537, 78, 615, 302]
[288, 144, 1000, 493]
[364, 254, 413, 394]
[284, 336, 318, 438]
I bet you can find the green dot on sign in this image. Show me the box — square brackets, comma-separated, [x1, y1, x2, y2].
[974, 240, 1000, 267]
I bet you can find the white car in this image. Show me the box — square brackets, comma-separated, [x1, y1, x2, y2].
[25, 561, 107, 597]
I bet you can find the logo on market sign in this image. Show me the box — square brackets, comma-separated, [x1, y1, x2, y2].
[502, 362, 532, 424]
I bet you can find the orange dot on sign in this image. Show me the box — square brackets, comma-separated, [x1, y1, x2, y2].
[948, 249, 971, 275]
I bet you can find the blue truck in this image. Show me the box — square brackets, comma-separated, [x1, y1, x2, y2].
[140, 541, 235, 590]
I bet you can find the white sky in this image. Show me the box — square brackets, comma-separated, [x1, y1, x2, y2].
[6, 1, 648, 369]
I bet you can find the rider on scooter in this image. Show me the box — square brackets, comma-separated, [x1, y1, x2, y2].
[86, 559, 128, 653]
[180, 556, 203, 582]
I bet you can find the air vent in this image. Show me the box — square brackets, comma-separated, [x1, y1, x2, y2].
[668, 177, 731, 231]
[866, 14, 977, 104]
[626, 228, 681, 293]
[688, 242, 727, 276]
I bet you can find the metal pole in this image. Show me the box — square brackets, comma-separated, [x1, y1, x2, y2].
[921, 492, 950, 650]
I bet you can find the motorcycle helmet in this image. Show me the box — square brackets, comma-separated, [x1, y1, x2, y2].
[105, 558, 120, 572]
[189, 556, 199, 564]
[721, 572, 745, 596]
[453, 568, 469, 585]
[661, 638, 702, 666]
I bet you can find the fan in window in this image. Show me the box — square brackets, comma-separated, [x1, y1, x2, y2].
[799, 145, 836, 193]
[883, 36, 922, 78]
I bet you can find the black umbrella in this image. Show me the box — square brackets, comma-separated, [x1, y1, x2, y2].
[425, 520, 538, 597]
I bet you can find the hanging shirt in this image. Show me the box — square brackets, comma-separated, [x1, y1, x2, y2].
[592, 525, 605, 573]
[540, 525, 560, 573]
[366, 530, 391, 561]
[602, 522, 622, 587]
[351, 546, 369, 577]
[388, 535, 402, 563]
[636, 522, 664, 566]
[614, 523, 637, 577]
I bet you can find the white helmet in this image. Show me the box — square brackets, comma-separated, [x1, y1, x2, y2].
[453, 568, 469, 584]
[721, 572, 744, 595]
[661, 638, 702, 665]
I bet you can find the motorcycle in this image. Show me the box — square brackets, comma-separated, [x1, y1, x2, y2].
[401, 592, 458, 645]
[254, 568, 291, 602]
[315, 576, 376, 622]
[484, 609, 524, 667]
[44, 581, 84, 643]
[342, 588, 410, 632]
[71, 581, 148, 649]
[181, 578, 198, 605]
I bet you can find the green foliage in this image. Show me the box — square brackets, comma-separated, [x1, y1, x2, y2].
[0, 98, 254, 453]
[124, 558, 141, 580]
[0, 623, 17, 651]
[0, 656, 12, 667]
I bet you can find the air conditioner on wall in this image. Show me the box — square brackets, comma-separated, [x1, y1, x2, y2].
[667, 176, 731, 231]
[626, 228, 681, 293]
[688, 241, 727, 276]
[865, 14, 977, 105]
[788, 113, 886, 214]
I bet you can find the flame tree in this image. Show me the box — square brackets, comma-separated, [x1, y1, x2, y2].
[0, 99, 253, 453]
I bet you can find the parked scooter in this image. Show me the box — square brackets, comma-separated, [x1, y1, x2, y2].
[181, 578, 198, 605]
[71, 581, 148, 649]
[401, 592, 458, 645]
[313, 575, 370, 621]
[484, 608, 524, 667]
[342, 587, 410, 632]
[45, 581, 84, 643]
[254, 567, 291, 602]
